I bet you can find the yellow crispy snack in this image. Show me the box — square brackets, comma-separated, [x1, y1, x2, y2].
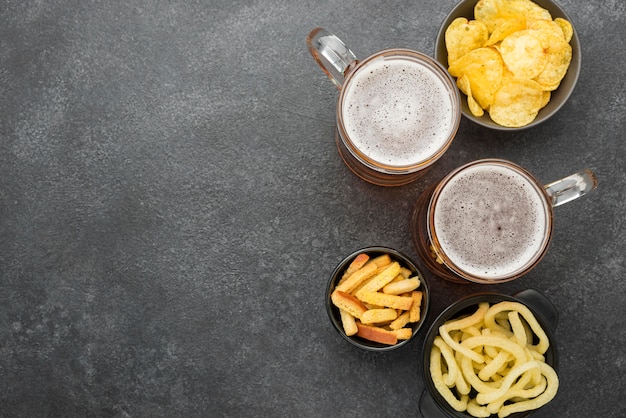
[431, 345, 469, 412]
[399, 267, 412, 278]
[458, 74, 484, 117]
[476, 0, 551, 30]
[429, 301, 559, 417]
[342, 253, 369, 279]
[486, 17, 526, 46]
[391, 327, 413, 340]
[331, 290, 367, 319]
[361, 308, 398, 325]
[529, 18, 565, 39]
[355, 323, 397, 345]
[409, 291, 423, 322]
[499, 30, 548, 79]
[445, 17, 489, 64]
[555, 17, 573, 42]
[474, 0, 502, 33]
[332, 252, 424, 345]
[357, 291, 414, 311]
[389, 311, 411, 330]
[366, 254, 392, 268]
[335, 261, 378, 294]
[355, 261, 401, 295]
[489, 77, 545, 127]
[339, 309, 358, 336]
[483, 301, 550, 354]
[540, 90, 551, 108]
[445, 0, 573, 127]
[533, 33, 572, 90]
[449, 47, 504, 110]
[382, 277, 420, 295]
[506, 0, 552, 26]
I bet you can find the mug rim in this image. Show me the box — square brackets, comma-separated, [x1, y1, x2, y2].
[427, 158, 555, 283]
[336, 48, 461, 174]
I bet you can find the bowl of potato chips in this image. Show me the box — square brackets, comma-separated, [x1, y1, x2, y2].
[435, 0, 581, 129]
[420, 289, 559, 417]
[326, 246, 430, 351]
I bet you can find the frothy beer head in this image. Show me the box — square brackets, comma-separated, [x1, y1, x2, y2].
[339, 51, 458, 169]
[431, 161, 552, 280]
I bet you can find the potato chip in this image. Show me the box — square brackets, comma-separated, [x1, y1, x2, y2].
[467, 95, 485, 117]
[474, 0, 503, 33]
[475, 0, 550, 31]
[485, 18, 526, 46]
[457, 74, 485, 117]
[555, 17, 574, 43]
[526, 19, 572, 90]
[445, 17, 489, 64]
[469, 88, 486, 117]
[448, 47, 504, 110]
[456, 73, 471, 96]
[533, 32, 572, 90]
[529, 18, 565, 39]
[536, 80, 560, 92]
[504, 0, 552, 25]
[499, 30, 548, 79]
[540, 90, 551, 109]
[489, 77, 544, 127]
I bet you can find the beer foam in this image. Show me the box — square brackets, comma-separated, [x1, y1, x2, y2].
[433, 163, 549, 279]
[341, 56, 456, 167]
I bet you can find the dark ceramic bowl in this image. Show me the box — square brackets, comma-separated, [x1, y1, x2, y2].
[420, 289, 559, 417]
[435, 0, 581, 130]
[326, 246, 430, 352]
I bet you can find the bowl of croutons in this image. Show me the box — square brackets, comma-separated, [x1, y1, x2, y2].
[326, 246, 430, 351]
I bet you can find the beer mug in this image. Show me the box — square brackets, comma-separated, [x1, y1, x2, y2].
[307, 28, 461, 186]
[411, 159, 598, 283]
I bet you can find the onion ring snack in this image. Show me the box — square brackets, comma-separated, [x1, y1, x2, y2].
[429, 301, 558, 417]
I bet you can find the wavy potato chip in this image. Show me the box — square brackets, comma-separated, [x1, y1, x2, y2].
[449, 47, 504, 110]
[555, 17, 573, 42]
[527, 19, 572, 90]
[499, 30, 548, 79]
[457, 74, 484, 117]
[474, 0, 503, 33]
[456, 73, 471, 96]
[540, 90, 551, 109]
[475, 0, 550, 31]
[529, 18, 565, 39]
[489, 77, 545, 127]
[468, 94, 485, 118]
[534, 32, 572, 90]
[485, 17, 526, 45]
[445, 17, 489, 64]
[504, 0, 552, 25]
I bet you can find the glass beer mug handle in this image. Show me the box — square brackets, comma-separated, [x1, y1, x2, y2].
[306, 27, 358, 89]
[544, 169, 598, 207]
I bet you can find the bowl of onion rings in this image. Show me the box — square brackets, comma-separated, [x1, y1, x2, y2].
[420, 289, 559, 418]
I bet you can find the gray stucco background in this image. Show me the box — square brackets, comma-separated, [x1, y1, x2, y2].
[1, 0, 624, 417]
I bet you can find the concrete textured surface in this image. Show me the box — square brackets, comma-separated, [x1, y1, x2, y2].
[0, 0, 624, 417]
